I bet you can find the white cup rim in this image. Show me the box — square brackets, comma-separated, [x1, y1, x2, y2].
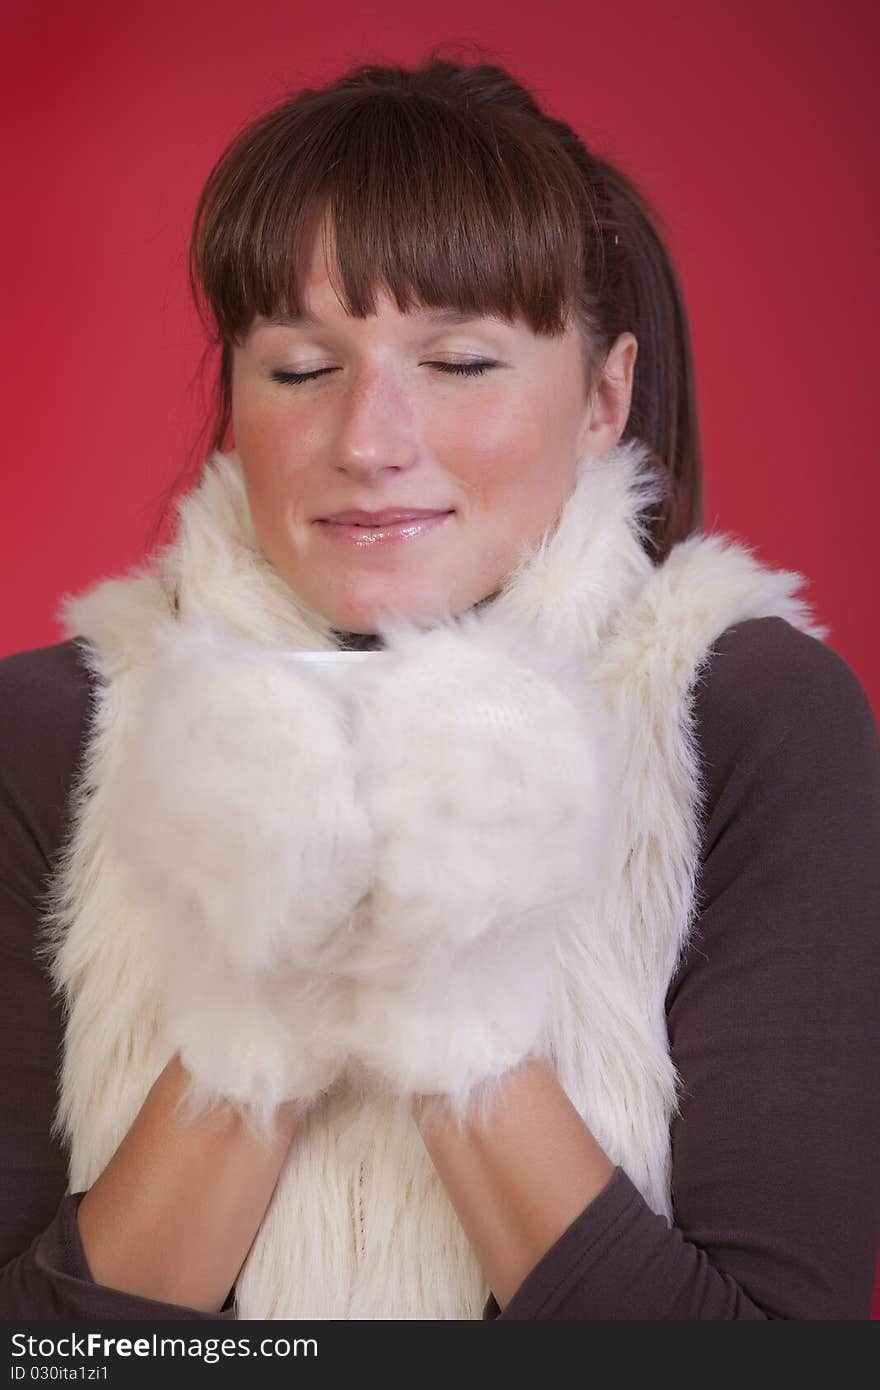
[277, 650, 384, 663]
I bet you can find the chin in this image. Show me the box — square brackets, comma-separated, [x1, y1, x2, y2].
[328, 588, 452, 636]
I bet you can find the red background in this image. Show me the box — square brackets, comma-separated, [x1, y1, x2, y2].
[3, 0, 878, 1316]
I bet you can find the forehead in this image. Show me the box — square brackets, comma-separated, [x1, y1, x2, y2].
[256, 306, 517, 333]
[251, 212, 523, 335]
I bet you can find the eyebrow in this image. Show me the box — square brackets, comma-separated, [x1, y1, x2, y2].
[262, 308, 511, 330]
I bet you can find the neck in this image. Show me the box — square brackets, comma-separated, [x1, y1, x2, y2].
[330, 628, 385, 651]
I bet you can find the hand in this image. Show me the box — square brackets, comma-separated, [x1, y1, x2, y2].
[104, 618, 375, 1138]
[340, 610, 623, 1126]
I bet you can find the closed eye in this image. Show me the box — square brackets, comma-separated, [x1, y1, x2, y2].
[270, 361, 497, 386]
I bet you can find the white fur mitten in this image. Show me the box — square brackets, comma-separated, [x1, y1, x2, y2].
[104, 618, 375, 1137]
[341, 610, 623, 1127]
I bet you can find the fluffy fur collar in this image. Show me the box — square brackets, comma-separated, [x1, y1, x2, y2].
[63, 437, 666, 665]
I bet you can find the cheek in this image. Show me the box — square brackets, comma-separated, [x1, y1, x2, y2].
[233, 402, 286, 469]
[456, 404, 561, 530]
[233, 404, 310, 524]
[434, 394, 543, 504]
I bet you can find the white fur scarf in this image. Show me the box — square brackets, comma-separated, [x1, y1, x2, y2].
[40, 439, 828, 1318]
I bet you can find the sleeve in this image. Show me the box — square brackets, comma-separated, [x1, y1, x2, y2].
[0, 641, 236, 1320]
[483, 616, 880, 1320]
[2, 1194, 236, 1319]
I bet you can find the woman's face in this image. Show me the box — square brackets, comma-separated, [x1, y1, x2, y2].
[231, 227, 637, 633]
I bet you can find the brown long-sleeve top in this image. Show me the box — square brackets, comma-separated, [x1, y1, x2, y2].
[1, 616, 879, 1320]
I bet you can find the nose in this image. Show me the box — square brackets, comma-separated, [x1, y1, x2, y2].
[332, 364, 423, 481]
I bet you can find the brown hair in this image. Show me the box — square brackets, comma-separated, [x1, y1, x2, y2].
[164, 44, 702, 562]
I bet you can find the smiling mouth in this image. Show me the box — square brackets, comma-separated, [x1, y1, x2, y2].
[319, 511, 454, 526]
[314, 512, 455, 546]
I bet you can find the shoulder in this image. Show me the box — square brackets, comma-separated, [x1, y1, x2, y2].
[0, 638, 96, 876]
[0, 637, 95, 778]
[0, 634, 94, 708]
[694, 613, 874, 733]
[667, 615, 880, 1008]
[691, 615, 878, 816]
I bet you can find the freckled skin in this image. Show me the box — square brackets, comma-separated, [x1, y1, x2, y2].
[231, 223, 637, 634]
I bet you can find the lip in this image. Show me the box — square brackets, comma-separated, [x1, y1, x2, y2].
[314, 512, 454, 548]
[318, 508, 452, 525]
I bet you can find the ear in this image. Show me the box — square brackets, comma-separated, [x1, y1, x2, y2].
[577, 332, 638, 458]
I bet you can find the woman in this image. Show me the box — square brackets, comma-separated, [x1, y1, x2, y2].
[1, 53, 879, 1320]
